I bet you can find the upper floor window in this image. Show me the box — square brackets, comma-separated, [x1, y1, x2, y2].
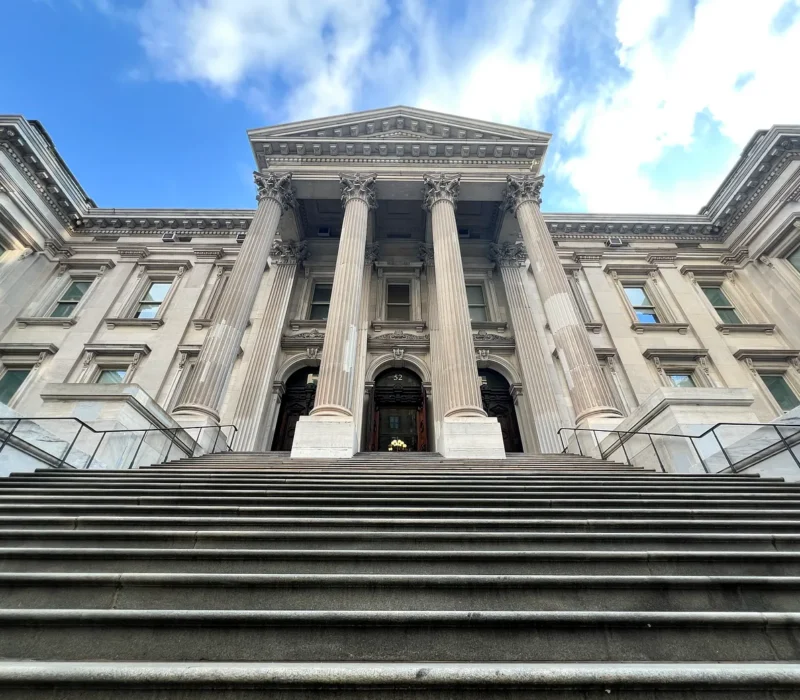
[667, 373, 696, 388]
[308, 283, 332, 320]
[760, 373, 800, 412]
[466, 285, 487, 322]
[0, 368, 30, 405]
[701, 286, 740, 324]
[96, 368, 128, 384]
[386, 283, 411, 321]
[623, 286, 659, 324]
[789, 245, 800, 274]
[50, 280, 92, 318]
[135, 281, 173, 319]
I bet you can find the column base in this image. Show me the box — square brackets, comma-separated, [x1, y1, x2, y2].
[439, 416, 506, 460]
[290, 415, 357, 459]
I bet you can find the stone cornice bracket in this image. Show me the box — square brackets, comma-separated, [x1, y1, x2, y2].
[364, 242, 380, 265]
[503, 174, 544, 214]
[339, 173, 378, 209]
[422, 173, 461, 210]
[418, 243, 434, 267]
[253, 171, 295, 210]
[489, 241, 527, 267]
[269, 239, 309, 266]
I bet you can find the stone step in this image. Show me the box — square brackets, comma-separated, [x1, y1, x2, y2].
[2, 528, 799, 551]
[2, 547, 798, 575]
[1, 609, 798, 662]
[3, 661, 799, 700]
[1, 572, 798, 612]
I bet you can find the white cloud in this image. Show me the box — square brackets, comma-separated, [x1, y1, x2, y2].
[556, 0, 800, 213]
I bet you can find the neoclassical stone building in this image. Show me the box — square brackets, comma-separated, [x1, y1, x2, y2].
[1, 106, 800, 463]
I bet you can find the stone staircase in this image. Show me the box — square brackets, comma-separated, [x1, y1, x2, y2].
[0, 451, 799, 698]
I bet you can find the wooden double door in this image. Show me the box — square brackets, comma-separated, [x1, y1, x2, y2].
[368, 369, 428, 452]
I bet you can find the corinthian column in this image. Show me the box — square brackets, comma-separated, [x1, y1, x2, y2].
[504, 175, 620, 425]
[232, 240, 307, 451]
[291, 174, 377, 459]
[175, 172, 294, 423]
[491, 241, 563, 452]
[424, 174, 505, 459]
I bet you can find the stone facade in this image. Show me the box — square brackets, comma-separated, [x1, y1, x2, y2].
[1, 107, 800, 464]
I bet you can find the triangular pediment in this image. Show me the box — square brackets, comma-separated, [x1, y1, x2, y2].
[248, 106, 551, 143]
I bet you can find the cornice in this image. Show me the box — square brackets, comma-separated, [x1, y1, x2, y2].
[75, 211, 254, 235]
[543, 213, 717, 241]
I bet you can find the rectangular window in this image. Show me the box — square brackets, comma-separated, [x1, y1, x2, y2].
[96, 369, 127, 384]
[308, 283, 332, 320]
[624, 286, 659, 324]
[702, 286, 741, 324]
[667, 373, 696, 388]
[466, 285, 487, 322]
[386, 283, 411, 321]
[50, 280, 92, 318]
[0, 368, 30, 405]
[760, 374, 800, 412]
[135, 281, 173, 319]
[788, 245, 800, 274]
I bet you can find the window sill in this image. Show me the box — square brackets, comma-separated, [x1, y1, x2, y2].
[105, 317, 164, 330]
[632, 322, 689, 335]
[289, 319, 327, 331]
[16, 317, 77, 329]
[717, 323, 775, 335]
[471, 321, 508, 333]
[371, 320, 427, 333]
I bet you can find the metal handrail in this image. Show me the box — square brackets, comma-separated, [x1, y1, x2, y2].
[0, 417, 238, 470]
[557, 420, 800, 474]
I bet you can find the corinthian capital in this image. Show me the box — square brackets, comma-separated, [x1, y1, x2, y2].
[422, 173, 461, 210]
[340, 173, 378, 209]
[489, 241, 528, 267]
[503, 174, 544, 213]
[269, 239, 308, 266]
[254, 171, 295, 210]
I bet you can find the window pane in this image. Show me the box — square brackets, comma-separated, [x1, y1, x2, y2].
[0, 369, 30, 405]
[97, 369, 126, 384]
[635, 310, 659, 324]
[312, 284, 332, 303]
[702, 286, 731, 307]
[469, 305, 487, 322]
[142, 282, 172, 303]
[309, 304, 329, 320]
[387, 284, 410, 304]
[387, 305, 410, 321]
[50, 302, 76, 318]
[668, 374, 696, 388]
[135, 304, 160, 319]
[624, 286, 651, 307]
[761, 374, 800, 411]
[788, 246, 800, 273]
[718, 308, 741, 324]
[465, 285, 485, 305]
[61, 280, 91, 301]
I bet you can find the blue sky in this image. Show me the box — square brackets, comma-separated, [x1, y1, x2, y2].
[3, 0, 799, 213]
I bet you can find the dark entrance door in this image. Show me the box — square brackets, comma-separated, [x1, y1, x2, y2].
[479, 368, 523, 453]
[271, 368, 318, 451]
[370, 369, 427, 452]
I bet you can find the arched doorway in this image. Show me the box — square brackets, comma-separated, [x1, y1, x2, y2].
[271, 367, 318, 451]
[479, 368, 523, 453]
[368, 368, 428, 452]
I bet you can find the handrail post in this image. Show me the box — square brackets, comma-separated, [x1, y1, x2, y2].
[574, 429, 584, 457]
[211, 425, 222, 455]
[128, 430, 149, 469]
[163, 428, 179, 464]
[557, 429, 566, 454]
[774, 424, 800, 471]
[648, 433, 665, 472]
[191, 427, 202, 458]
[59, 423, 82, 469]
[227, 426, 236, 452]
[0, 419, 21, 457]
[617, 431, 631, 466]
[85, 431, 106, 469]
[689, 436, 710, 473]
[591, 429, 602, 460]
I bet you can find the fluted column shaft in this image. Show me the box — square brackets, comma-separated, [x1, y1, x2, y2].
[424, 174, 485, 419]
[505, 175, 620, 423]
[232, 241, 306, 450]
[175, 172, 294, 421]
[493, 242, 563, 452]
[311, 174, 377, 417]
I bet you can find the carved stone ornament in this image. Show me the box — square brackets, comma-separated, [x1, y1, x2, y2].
[473, 329, 511, 342]
[253, 171, 295, 210]
[418, 243, 434, 266]
[503, 174, 544, 213]
[422, 173, 461, 210]
[489, 241, 527, 267]
[269, 239, 309, 266]
[339, 173, 378, 209]
[306, 347, 319, 359]
[392, 347, 404, 360]
[290, 329, 325, 340]
[364, 242, 380, 265]
[476, 349, 490, 360]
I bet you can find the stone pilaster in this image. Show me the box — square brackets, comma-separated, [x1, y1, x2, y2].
[504, 175, 620, 424]
[291, 174, 377, 458]
[424, 174, 505, 459]
[491, 241, 563, 452]
[231, 239, 307, 451]
[174, 172, 294, 423]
